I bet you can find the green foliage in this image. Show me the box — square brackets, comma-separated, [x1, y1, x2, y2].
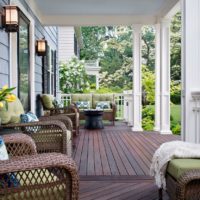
[59, 57, 89, 94]
[171, 12, 181, 81]
[171, 81, 181, 104]
[142, 65, 155, 105]
[142, 26, 155, 70]
[142, 106, 155, 131]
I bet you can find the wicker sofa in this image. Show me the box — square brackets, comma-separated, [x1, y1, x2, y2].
[0, 97, 72, 155]
[159, 158, 200, 200]
[0, 133, 79, 200]
[71, 93, 117, 125]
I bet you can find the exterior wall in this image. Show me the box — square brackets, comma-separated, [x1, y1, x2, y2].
[58, 26, 75, 62]
[21, 0, 59, 116]
[0, 0, 59, 116]
[0, 0, 9, 87]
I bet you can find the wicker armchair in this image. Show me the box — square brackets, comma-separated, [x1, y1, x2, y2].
[40, 94, 79, 136]
[0, 133, 79, 200]
[0, 97, 73, 155]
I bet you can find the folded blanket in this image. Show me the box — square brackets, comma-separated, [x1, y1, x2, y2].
[150, 141, 200, 189]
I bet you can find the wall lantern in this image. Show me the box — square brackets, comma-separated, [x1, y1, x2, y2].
[36, 38, 48, 56]
[0, 5, 20, 32]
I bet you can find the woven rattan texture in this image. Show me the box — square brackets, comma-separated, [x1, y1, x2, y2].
[3, 133, 37, 157]
[0, 153, 79, 200]
[3, 121, 70, 155]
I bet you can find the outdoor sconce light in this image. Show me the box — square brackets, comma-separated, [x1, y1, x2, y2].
[36, 38, 48, 56]
[0, 5, 20, 32]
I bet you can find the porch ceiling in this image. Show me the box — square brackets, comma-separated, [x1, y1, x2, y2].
[25, 0, 179, 25]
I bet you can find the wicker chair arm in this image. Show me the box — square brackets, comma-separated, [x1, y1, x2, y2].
[2, 133, 37, 157]
[177, 169, 200, 200]
[40, 115, 73, 132]
[3, 121, 69, 154]
[0, 153, 79, 200]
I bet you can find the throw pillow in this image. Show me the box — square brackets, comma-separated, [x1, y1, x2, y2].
[20, 112, 39, 133]
[96, 101, 111, 110]
[76, 101, 90, 109]
[0, 136, 8, 161]
[53, 99, 64, 108]
[20, 112, 39, 123]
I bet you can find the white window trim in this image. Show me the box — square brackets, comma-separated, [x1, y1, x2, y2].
[9, 0, 35, 113]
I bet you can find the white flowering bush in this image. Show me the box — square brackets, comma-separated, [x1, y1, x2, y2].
[59, 57, 90, 93]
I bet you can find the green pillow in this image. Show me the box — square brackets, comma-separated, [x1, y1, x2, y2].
[41, 94, 54, 109]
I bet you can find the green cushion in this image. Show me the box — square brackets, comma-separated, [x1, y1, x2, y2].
[92, 94, 114, 108]
[0, 98, 24, 125]
[41, 94, 54, 109]
[71, 94, 92, 104]
[167, 159, 200, 180]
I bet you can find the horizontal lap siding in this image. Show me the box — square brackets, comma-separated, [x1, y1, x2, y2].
[19, 0, 59, 116]
[0, 0, 9, 87]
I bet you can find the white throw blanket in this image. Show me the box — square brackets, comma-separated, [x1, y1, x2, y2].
[150, 141, 200, 189]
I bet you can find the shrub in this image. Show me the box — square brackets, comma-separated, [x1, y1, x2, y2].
[142, 106, 155, 131]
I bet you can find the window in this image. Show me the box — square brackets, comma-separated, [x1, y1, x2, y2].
[42, 46, 57, 96]
[17, 12, 30, 112]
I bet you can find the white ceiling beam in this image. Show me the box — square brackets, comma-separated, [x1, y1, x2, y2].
[42, 15, 157, 26]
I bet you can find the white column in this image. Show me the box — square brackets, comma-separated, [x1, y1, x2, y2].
[181, 0, 200, 143]
[132, 25, 143, 132]
[160, 19, 172, 134]
[154, 24, 161, 131]
[96, 74, 99, 90]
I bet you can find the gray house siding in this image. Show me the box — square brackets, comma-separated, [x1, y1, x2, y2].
[0, 0, 9, 87]
[0, 0, 59, 116]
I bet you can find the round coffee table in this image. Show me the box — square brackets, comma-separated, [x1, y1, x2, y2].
[84, 110, 104, 129]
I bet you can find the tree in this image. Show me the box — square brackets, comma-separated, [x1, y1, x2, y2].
[59, 57, 89, 93]
[170, 12, 181, 81]
[142, 26, 155, 70]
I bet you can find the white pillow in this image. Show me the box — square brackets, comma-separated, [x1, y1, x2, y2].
[0, 136, 9, 160]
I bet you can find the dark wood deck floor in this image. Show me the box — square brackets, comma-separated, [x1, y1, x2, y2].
[73, 122, 180, 200]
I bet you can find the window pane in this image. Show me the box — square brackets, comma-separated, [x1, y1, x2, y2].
[18, 16, 30, 112]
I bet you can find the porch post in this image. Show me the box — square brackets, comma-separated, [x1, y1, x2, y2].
[132, 24, 143, 132]
[96, 74, 99, 90]
[160, 19, 172, 134]
[181, 0, 200, 143]
[154, 24, 161, 131]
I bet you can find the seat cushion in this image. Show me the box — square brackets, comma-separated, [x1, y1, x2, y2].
[41, 94, 55, 109]
[167, 159, 200, 180]
[0, 98, 24, 125]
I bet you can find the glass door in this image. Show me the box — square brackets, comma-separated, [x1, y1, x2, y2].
[18, 13, 30, 112]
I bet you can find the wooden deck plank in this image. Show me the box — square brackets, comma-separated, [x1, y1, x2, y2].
[73, 122, 179, 200]
[110, 132, 136, 175]
[101, 131, 120, 175]
[106, 131, 128, 175]
[98, 131, 111, 175]
[79, 131, 89, 175]
[93, 131, 103, 175]
[87, 131, 95, 175]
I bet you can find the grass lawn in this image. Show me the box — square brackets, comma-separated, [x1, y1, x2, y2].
[170, 104, 181, 123]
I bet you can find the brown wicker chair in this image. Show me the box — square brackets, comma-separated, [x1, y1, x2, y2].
[40, 94, 80, 136]
[158, 171, 200, 200]
[0, 133, 79, 200]
[0, 97, 73, 155]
